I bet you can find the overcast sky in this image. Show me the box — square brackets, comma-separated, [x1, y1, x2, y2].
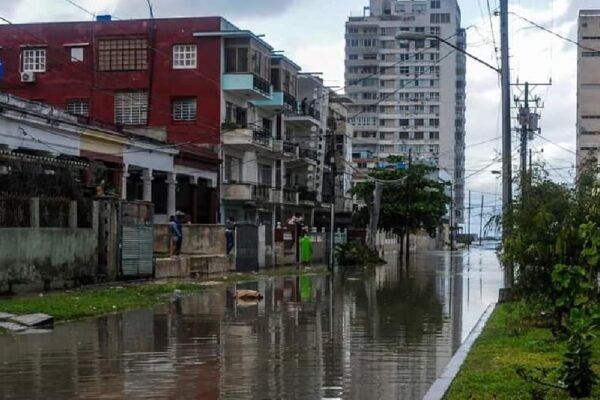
[1, 0, 596, 232]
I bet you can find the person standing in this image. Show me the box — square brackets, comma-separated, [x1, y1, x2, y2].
[225, 216, 236, 254]
[170, 215, 183, 256]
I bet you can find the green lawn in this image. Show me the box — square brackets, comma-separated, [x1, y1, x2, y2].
[445, 304, 600, 399]
[0, 282, 205, 322]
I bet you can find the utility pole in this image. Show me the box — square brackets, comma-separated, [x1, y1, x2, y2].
[520, 82, 529, 187]
[449, 184, 454, 251]
[529, 148, 533, 186]
[368, 182, 383, 251]
[500, 0, 513, 288]
[405, 149, 412, 263]
[467, 190, 471, 248]
[479, 194, 484, 246]
[512, 81, 549, 192]
[328, 118, 337, 271]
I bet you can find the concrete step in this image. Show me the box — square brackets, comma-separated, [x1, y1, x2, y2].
[190, 254, 233, 278]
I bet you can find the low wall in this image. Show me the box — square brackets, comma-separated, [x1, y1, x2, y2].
[0, 228, 97, 289]
[154, 224, 227, 255]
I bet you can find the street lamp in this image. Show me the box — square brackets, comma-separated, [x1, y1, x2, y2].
[395, 32, 500, 74]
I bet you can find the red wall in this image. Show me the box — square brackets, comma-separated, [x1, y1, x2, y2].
[0, 17, 222, 147]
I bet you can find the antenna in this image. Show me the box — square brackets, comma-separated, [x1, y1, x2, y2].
[146, 0, 155, 19]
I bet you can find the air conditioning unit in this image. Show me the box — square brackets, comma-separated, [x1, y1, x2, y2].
[20, 72, 36, 83]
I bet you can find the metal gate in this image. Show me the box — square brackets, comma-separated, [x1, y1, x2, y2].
[235, 223, 258, 272]
[119, 201, 154, 278]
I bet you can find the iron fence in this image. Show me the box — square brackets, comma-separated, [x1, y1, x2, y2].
[0, 193, 30, 227]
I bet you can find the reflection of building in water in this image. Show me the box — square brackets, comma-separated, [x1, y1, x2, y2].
[0, 252, 479, 400]
[219, 277, 329, 399]
[329, 252, 464, 399]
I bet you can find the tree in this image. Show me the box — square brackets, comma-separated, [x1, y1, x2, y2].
[351, 160, 451, 255]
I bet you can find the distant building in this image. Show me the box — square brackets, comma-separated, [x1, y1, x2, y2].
[577, 10, 600, 171]
[345, 0, 466, 223]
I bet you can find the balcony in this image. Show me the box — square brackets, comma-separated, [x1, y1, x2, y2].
[223, 182, 272, 203]
[251, 91, 296, 111]
[299, 190, 318, 205]
[222, 124, 278, 154]
[252, 184, 272, 202]
[286, 146, 318, 168]
[285, 107, 321, 129]
[283, 189, 299, 205]
[283, 141, 299, 158]
[300, 148, 318, 160]
[222, 73, 272, 100]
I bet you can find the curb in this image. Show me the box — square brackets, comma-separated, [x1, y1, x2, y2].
[422, 303, 497, 400]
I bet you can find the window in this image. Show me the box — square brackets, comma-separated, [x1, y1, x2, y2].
[225, 102, 248, 126]
[258, 164, 273, 186]
[225, 155, 242, 182]
[415, 27, 426, 33]
[429, 92, 440, 101]
[431, 0, 441, 9]
[349, 54, 359, 60]
[399, 66, 409, 74]
[429, 144, 440, 153]
[582, 52, 600, 57]
[430, 53, 440, 61]
[399, 132, 409, 139]
[364, 54, 377, 60]
[363, 39, 377, 47]
[66, 99, 89, 117]
[98, 38, 148, 71]
[172, 98, 197, 121]
[431, 13, 451, 24]
[415, 39, 426, 49]
[22, 48, 46, 72]
[348, 39, 359, 47]
[414, 131, 424, 139]
[70, 47, 84, 62]
[173, 44, 197, 69]
[429, 131, 439, 139]
[431, 27, 441, 35]
[429, 119, 440, 127]
[430, 105, 440, 114]
[115, 91, 148, 125]
[414, 119, 425, 127]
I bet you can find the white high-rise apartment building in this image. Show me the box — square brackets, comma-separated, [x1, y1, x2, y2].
[577, 10, 600, 171]
[345, 0, 466, 223]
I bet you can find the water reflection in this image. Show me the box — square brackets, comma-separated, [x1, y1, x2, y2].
[0, 248, 502, 400]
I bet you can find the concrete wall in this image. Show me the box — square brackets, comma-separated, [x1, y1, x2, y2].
[0, 228, 97, 289]
[154, 224, 227, 255]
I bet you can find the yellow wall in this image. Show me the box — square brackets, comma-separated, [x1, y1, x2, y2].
[80, 129, 125, 156]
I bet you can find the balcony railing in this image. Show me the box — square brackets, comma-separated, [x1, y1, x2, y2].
[283, 91, 297, 111]
[283, 189, 299, 204]
[283, 141, 298, 156]
[252, 128, 272, 148]
[253, 74, 271, 96]
[300, 148, 318, 160]
[299, 190, 318, 203]
[253, 184, 272, 202]
[286, 107, 321, 121]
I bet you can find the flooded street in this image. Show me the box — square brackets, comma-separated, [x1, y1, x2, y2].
[0, 248, 502, 400]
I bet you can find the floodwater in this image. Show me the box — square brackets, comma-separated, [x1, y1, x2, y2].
[0, 247, 502, 400]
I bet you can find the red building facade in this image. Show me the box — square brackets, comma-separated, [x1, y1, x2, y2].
[0, 17, 226, 222]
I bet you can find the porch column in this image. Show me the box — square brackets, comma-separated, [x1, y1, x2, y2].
[121, 164, 129, 200]
[142, 168, 153, 202]
[167, 172, 177, 217]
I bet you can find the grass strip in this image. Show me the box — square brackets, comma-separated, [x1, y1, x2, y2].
[0, 282, 204, 322]
[445, 304, 600, 399]
[0, 266, 329, 325]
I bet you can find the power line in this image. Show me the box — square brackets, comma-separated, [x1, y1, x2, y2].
[486, 0, 501, 71]
[510, 11, 600, 53]
[537, 134, 576, 156]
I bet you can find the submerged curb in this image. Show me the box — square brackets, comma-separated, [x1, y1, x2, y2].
[422, 303, 496, 400]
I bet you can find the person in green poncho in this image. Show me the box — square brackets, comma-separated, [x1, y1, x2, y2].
[300, 232, 313, 265]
